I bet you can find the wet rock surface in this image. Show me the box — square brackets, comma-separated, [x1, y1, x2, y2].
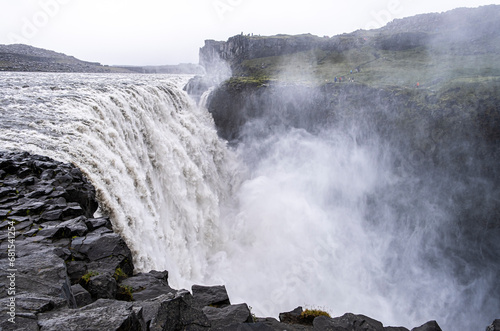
[0, 150, 496, 330]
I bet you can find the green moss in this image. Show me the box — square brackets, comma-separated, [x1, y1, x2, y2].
[113, 267, 128, 282]
[116, 285, 133, 302]
[299, 309, 331, 324]
[225, 76, 272, 89]
[81, 271, 99, 284]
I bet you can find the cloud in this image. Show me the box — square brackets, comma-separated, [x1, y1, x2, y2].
[1, 0, 499, 65]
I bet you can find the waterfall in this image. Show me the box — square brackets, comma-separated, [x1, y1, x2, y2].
[0, 72, 238, 288]
[1, 72, 498, 330]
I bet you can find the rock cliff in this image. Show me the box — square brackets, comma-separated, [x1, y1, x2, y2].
[198, 5, 500, 76]
[0, 44, 131, 73]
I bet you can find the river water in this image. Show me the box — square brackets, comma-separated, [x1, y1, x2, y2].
[0, 72, 498, 330]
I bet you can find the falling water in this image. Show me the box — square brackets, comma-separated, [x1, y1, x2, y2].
[1, 72, 498, 330]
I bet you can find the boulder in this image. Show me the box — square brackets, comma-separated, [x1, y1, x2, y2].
[71, 231, 134, 276]
[256, 317, 313, 330]
[71, 284, 93, 307]
[0, 315, 39, 331]
[313, 316, 349, 331]
[203, 303, 254, 330]
[487, 320, 500, 331]
[192, 284, 231, 308]
[0, 251, 75, 307]
[148, 290, 210, 331]
[121, 271, 174, 301]
[279, 306, 304, 324]
[411, 321, 442, 331]
[85, 217, 113, 231]
[316, 313, 384, 331]
[37, 299, 145, 330]
[85, 273, 117, 300]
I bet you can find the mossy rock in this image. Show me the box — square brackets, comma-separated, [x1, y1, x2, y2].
[299, 309, 331, 325]
[116, 285, 133, 302]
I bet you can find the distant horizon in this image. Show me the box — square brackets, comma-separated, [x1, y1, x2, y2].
[1, 1, 499, 66]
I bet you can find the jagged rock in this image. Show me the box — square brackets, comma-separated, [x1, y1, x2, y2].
[192, 284, 231, 308]
[37, 299, 145, 330]
[203, 303, 254, 330]
[256, 317, 313, 330]
[66, 261, 88, 284]
[0, 315, 39, 331]
[71, 231, 134, 276]
[120, 270, 174, 301]
[0, 293, 67, 330]
[85, 217, 113, 231]
[384, 327, 410, 331]
[37, 225, 72, 239]
[487, 320, 500, 331]
[315, 313, 384, 331]
[148, 290, 210, 331]
[279, 306, 304, 324]
[71, 284, 93, 307]
[312, 316, 348, 331]
[411, 321, 442, 331]
[149, 270, 169, 281]
[85, 273, 117, 300]
[61, 216, 89, 236]
[39, 208, 64, 222]
[0, 251, 75, 306]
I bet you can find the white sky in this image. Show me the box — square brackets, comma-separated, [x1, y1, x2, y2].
[1, 0, 499, 65]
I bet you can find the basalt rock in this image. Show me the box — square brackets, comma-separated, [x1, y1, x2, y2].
[487, 320, 500, 331]
[411, 320, 442, 331]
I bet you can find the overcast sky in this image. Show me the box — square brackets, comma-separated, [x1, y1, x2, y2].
[1, 0, 499, 65]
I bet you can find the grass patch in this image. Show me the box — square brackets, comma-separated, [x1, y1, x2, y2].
[299, 308, 331, 324]
[113, 267, 128, 282]
[80, 271, 99, 285]
[116, 285, 134, 302]
[229, 35, 500, 91]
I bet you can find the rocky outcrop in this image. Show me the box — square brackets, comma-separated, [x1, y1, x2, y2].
[487, 320, 500, 331]
[0, 44, 129, 73]
[0, 150, 497, 330]
[199, 34, 364, 75]
[196, 5, 500, 77]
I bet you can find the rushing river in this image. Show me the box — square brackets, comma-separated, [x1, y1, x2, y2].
[1, 72, 498, 330]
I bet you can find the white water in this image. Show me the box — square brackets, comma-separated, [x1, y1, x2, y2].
[0, 72, 238, 282]
[1, 73, 497, 330]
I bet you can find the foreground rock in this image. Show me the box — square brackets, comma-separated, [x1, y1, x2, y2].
[0, 150, 497, 330]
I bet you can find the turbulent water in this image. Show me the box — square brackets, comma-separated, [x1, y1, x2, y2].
[1, 72, 498, 330]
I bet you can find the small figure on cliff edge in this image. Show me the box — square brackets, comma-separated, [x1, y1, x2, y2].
[416, 82, 420, 88]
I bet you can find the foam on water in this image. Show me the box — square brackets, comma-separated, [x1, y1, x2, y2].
[1, 72, 498, 330]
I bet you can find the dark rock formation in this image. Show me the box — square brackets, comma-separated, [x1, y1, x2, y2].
[198, 6, 500, 76]
[0, 44, 130, 73]
[411, 320, 442, 331]
[200, 34, 332, 74]
[487, 320, 500, 331]
[0, 150, 497, 329]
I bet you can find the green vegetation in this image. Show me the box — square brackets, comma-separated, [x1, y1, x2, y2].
[230, 31, 500, 93]
[116, 285, 134, 302]
[81, 271, 99, 284]
[113, 267, 128, 282]
[299, 308, 331, 324]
